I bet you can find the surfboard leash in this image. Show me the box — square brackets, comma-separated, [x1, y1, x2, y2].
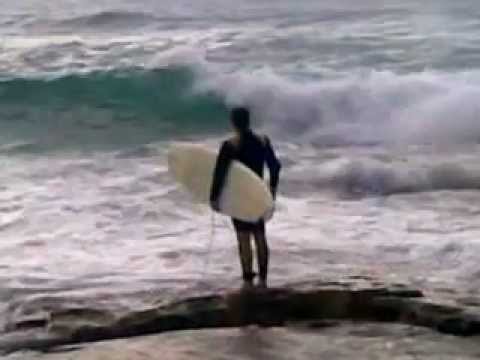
[200, 210, 216, 281]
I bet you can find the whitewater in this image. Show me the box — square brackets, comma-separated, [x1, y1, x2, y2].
[1, 0, 480, 333]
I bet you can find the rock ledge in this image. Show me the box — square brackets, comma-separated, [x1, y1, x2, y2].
[1, 279, 479, 354]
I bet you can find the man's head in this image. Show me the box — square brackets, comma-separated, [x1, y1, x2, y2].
[230, 107, 250, 134]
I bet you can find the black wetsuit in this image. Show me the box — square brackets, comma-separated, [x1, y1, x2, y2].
[210, 130, 281, 232]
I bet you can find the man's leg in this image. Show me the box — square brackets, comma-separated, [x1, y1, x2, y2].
[253, 225, 269, 288]
[235, 230, 254, 287]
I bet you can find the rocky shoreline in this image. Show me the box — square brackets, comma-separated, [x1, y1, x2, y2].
[1, 278, 479, 356]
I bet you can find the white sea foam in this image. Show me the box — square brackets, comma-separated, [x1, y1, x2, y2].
[197, 68, 480, 146]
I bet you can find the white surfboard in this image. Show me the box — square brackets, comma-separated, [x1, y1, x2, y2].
[168, 143, 273, 222]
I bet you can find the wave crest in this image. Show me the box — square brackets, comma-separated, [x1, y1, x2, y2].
[3, 64, 480, 151]
[199, 69, 480, 146]
[287, 156, 480, 196]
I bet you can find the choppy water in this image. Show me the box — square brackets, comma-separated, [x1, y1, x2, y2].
[1, 0, 480, 331]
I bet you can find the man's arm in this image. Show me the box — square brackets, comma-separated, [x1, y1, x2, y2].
[264, 136, 281, 199]
[210, 142, 234, 210]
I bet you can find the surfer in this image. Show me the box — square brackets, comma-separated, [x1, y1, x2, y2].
[210, 107, 281, 289]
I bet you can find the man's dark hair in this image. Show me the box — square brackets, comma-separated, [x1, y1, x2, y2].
[231, 107, 250, 133]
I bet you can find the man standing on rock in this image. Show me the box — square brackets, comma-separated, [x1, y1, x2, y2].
[210, 107, 281, 289]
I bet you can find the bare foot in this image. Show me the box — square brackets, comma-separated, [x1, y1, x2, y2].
[257, 280, 267, 290]
[241, 281, 254, 292]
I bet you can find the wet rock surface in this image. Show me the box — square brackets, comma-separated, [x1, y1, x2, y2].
[1, 278, 479, 355]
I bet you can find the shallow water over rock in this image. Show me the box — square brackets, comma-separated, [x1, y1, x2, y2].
[5, 324, 480, 360]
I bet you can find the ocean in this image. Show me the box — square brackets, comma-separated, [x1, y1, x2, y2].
[1, 0, 480, 331]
